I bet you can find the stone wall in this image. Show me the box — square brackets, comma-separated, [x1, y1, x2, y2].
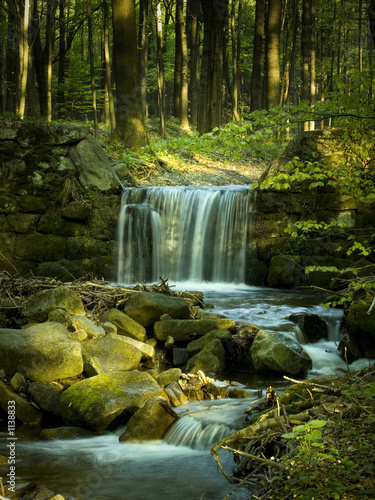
[0, 119, 122, 280]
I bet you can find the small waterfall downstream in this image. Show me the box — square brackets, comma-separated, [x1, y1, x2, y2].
[117, 185, 254, 284]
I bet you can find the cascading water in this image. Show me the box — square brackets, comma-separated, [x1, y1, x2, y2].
[116, 185, 254, 284]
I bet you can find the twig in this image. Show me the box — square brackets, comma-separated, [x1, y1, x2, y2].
[220, 446, 288, 472]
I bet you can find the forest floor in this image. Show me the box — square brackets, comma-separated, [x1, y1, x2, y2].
[102, 118, 269, 187]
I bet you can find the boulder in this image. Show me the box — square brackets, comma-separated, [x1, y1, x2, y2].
[41, 427, 94, 440]
[119, 397, 178, 441]
[153, 318, 236, 342]
[344, 296, 375, 357]
[0, 381, 43, 424]
[81, 338, 142, 373]
[289, 313, 328, 342]
[28, 381, 65, 416]
[124, 291, 190, 327]
[22, 286, 85, 323]
[250, 329, 312, 375]
[10, 372, 27, 393]
[60, 371, 167, 433]
[100, 308, 146, 342]
[186, 330, 232, 357]
[83, 356, 105, 377]
[185, 339, 226, 377]
[71, 316, 106, 339]
[106, 332, 155, 360]
[0, 322, 83, 382]
[156, 368, 182, 387]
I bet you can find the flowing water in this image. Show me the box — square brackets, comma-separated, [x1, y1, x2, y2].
[2, 185, 372, 499]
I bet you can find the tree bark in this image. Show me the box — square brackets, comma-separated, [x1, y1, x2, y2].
[250, 0, 265, 111]
[103, 0, 116, 128]
[86, 0, 98, 136]
[138, 0, 148, 119]
[16, 0, 31, 118]
[111, 0, 146, 149]
[187, 0, 200, 126]
[156, 1, 166, 137]
[265, 0, 281, 109]
[176, 0, 189, 129]
[231, 0, 240, 121]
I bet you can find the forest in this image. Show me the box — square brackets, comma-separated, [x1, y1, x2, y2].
[1, 0, 375, 150]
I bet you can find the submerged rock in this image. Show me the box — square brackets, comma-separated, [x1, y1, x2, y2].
[124, 291, 190, 327]
[60, 370, 167, 433]
[250, 329, 312, 375]
[153, 318, 236, 342]
[119, 397, 178, 441]
[0, 322, 83, 382]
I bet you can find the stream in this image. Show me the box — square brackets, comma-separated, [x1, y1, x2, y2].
[1, 284, 372, 500]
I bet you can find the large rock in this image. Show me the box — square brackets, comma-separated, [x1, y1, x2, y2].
[71, 316, 105, 339]
[119, 397, 178, 441]
[28, 381, 65, 416]
[0, 322, 83, 382]
[22, 286, 85, 323]
[186, 330, 232, 357]
[0, 381, 43, 424]
[185, 339, 226, 377]
[124, 292, 191, 327]
[60, 371, 167, 433]
[101, 308, 146, 342]
[250, 329, 312, 375]
[81, 338, 142, 372]
[289, 313, 328, 343]
[153, 318, 236, 342]
[344, 296, 375, 357]
[106, 333, 155, 360]
[41, 427, 94, 440]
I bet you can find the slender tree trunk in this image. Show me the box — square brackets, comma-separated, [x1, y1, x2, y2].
[359, 0, 363, 93]
[103, 0, 116, 128]
[16, 0, 30, 118]
[86, 0, 98, 135]
[231, 0, 240, 120]
[265, 0, 281, 109]
[310, 0, 316, 130]
[236, 0, 242, 112]
[156, 1, 166, 137]
[57, 0, 66, 119]
[370, 0, 375, 47]
[0, 0, 6, 113]
[111, 0, 146, 149]
[6, 9, 17, 112]
[187, 0, 200, 126]
[46, 0, 56, 121]
[176, 0, 189, 129]
[138, 0, 148, 119]
[250, 0, 265, 111]
[174, 3, 182, 119]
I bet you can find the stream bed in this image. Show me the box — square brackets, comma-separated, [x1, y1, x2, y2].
[1, 284, 371, 500]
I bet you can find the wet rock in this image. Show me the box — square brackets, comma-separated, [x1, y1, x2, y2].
[289, 313, 328, 342]
[225, 386, 253, 399]
[10, 372, 27, 393]
[0, 322, 83, 382]
[204, 380, 230, 398]
[156, 368, 182, 387]
[250, 329, 312, 375]
[81, 338, 142, 373]
[41, 427, 95, 440]
[106, 332, 155, 360]
[193, 308, 223, 319]
[267, 255, 301, 289]
[153, 318, 236, 342]
[124, 291, 190, 327]
[185, 339, 226, 377]
[186, 329, 232, 357]
[164, 381, 189, 406]
[19, 485, 65, 500]
[119, 397, 177, 441]
[22, 286, 85, 323]
[0, 381, 43, 424]
[83, 356, 105, 377]
[71, 316, 105, 339]
[60, 371, 167, 433]
[28, 381, 64, 416]
[344, 295, 375, 358]
[100, 308, 146, 342]
[173, 348, 188, 365]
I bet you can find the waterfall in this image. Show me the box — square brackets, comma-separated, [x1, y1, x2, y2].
[117, 185, 254, 284]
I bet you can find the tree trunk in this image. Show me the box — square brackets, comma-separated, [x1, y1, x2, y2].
[310, 0, 316, 130]
[16, 0, 31, 118]
[174, 0, 182, 119]
[0, 0, 6, 113]
[250, 0, 265, 111]
[176, 0, 189, 129]
[187, 0, 200, 126]
[231, 0, 240, 121]
[156, 1, 166, 137]
[138, 0, 148, 119]
[86, 0, 98, 136]
[57, 0, 66, 119]
[359, 0, 363, 93]
[197, 0, 228, 134]
[103, 0, 116, 128]
[46, 0, 56, 121]
[111, 0, 146, 149]
[370, 0, 375, 47]
[265, 0, 281, 109]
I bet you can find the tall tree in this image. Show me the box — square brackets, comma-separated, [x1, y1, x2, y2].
[176, 0, 189, 129]
[103, 0, 116, 128]
[250, 0, 265, 111]
[111, 0, 146, 149]
[138, 0, 148, 118]
[197, 0, 228, 134]
[156, 0, 166, 137]
[231, 0, 240, 121]
[265, 0, 281, 109]
[16, 0, 31, 118]
[187, 0, 201, 126]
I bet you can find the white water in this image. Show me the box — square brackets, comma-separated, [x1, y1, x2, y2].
[117, 186, 254, 284]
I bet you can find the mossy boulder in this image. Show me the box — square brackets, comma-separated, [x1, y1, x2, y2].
[153, 318, 236, 342]
[0, 322, 83, 382]
[155, 368, 182, 387]
[344, 296, 375, 357]
[81, 338, 142, 372]
[267, 255, 302, 289]
[22, 286, 85, 323]
[119, 397, 177, 442]
[101, 308, 146, 342]
[41, 427, 95, 440]
[186, 329, 232, 357]
[185, 339, 226, 377]
[28, 381, 65, 416]
[60, 371, 167, 433]
[250, 329, 312, 376]
[124, 291, 190, 327]
[0, 381, 43, 424]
